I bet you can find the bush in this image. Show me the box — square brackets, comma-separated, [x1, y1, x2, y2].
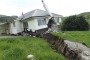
[61, 15, 89, 31]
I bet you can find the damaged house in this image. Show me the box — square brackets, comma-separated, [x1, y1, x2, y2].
[10, 9, 61, 34]
[0, 9, 61, 35]
[0, 0, 62, 35]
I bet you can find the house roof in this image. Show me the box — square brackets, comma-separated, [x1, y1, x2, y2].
[17, 9, 61, 20]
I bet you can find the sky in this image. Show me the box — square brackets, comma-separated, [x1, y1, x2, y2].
[0, 0, 90, 16]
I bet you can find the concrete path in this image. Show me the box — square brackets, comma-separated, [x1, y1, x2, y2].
[0, 36, 23, 38]
[64, 40, 90, 51]
[64, 40, 90, 60]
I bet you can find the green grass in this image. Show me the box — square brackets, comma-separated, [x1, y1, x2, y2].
[0, 37, 65, 60]
[52, 31, 90, 48]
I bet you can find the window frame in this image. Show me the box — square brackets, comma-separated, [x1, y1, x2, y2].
[55, 17, 59, 23]
[37, 18, 46, 26]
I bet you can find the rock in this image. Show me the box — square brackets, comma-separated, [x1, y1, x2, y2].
[64, 40, 90, 60]
[80, 51, 90, 60]
[64, 40, 89, 51]
[27, 54, 34, 60]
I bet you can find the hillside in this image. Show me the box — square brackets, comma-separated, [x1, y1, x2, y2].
[0, 37, 65, 60]
[0, 15, 6, 17]
[0, 15, 18, 23]
[79, 12, 90, 20]
[62, 12, 90, 24]
[78, 12, 90, 24]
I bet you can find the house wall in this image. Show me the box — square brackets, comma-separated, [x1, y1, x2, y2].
[0, 25, 5, 35]
[15, 20, 23, 33]
[10, 20, 23, 34]
[27, 18, 47, 32]
[9, 16, 61, 34]
[27, 18, 38, 32]
[27, 17, 61, 32]
[10, 23, 17, 34]
[27, 17, 49, 32]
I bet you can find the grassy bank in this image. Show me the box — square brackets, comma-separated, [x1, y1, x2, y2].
[52, 31, 90, 47]
[0, 37, 65, 60]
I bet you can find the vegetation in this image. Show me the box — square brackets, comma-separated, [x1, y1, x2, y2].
[61, 15, 89, 31]
[79, 12, 90, 24]
[52, 31, 90, 48]
[0, 15, 18, 23]
[0, 37, 65, 60]
[62, 12, 90, 24]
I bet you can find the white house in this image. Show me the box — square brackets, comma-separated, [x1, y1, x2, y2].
[10, 9, 62, 34]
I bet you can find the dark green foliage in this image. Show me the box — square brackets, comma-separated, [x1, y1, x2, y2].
[61, 15, 89, 31]
[0, 16, 18, 23]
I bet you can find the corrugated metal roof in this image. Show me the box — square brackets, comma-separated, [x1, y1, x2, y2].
[17, 9, 61, 20]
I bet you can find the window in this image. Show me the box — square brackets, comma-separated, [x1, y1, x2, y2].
[55, 17, 59, 23]
[38, 18, 46, 26]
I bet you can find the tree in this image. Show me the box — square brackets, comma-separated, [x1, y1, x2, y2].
[61, 15, 89, 31]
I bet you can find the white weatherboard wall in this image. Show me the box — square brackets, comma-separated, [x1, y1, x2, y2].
[28, 19, 38, 32]
[10, 23, 17, 34]
[15, 20, 23, 33]
[28, 18, 48, 32]
[10, 20, 23, 34]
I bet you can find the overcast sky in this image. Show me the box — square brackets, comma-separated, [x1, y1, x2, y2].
[0, 0, 90, 16]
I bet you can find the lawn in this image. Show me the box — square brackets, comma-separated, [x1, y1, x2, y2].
[52, 31, 90, 48]
[0, 37, 65, 60]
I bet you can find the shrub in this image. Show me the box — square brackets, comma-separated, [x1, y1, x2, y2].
[61, 15, 89, 31]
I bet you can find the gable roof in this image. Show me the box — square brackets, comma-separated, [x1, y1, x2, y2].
[17, 9, 61, 20]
